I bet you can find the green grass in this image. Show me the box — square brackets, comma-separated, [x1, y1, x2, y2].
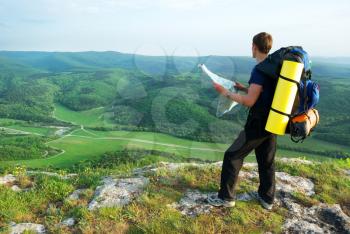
[74, 129, 342, 159]
[4, 125, 56, 136]
[0, 118, 25, 126]
[53, 103, 114, 127]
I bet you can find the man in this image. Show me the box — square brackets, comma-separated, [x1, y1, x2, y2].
[207, 32, 276, 210]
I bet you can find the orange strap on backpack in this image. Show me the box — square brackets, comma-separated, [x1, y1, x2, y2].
[290, 109, 319, 143]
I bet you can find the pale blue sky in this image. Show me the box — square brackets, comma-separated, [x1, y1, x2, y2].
[0, 0, 349, 56]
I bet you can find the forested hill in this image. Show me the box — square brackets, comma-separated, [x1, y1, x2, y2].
[0, 51, 349, 156]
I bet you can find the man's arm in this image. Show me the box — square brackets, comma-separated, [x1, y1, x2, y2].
[214, 83, 262, 108]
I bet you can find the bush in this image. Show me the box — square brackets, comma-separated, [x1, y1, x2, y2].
[34, 175, 74, 202]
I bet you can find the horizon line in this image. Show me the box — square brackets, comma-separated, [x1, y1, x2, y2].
[0, 50, 349, 59]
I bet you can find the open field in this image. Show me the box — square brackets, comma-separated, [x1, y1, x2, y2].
[53, 103, 113, 127]
[1, 125, 335, 169]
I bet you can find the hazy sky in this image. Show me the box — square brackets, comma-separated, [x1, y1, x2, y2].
[0, 0, 349, 56]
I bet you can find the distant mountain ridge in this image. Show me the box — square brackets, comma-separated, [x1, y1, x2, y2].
[1, 50, 349, 78]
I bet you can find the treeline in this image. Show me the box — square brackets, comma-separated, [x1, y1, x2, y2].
[311, 79, 350, 147]
[0, 73, 60, 124]
[0, 134, 58, 161]
[278, 144, 350, 159]
[314, 134, 350, 147]
[52, 72, 117, 111]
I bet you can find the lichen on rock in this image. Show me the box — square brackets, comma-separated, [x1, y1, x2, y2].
[88, 176, 149, 210]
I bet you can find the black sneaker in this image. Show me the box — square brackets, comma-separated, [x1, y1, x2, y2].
[207, 194, 236, 207]
[251, 192, 273, 210]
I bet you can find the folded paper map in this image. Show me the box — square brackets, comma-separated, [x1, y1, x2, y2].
[199, 64, 239, 117]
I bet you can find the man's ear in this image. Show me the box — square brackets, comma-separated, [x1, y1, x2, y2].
[252, 44, 257, 58]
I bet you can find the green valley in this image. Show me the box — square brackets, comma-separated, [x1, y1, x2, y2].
[0, 51, 349, 171]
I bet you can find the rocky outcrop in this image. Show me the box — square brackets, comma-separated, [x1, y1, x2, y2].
[4, 158, 349, 234]
[282, 201, 350, 234]
[168, 168, 316, 217]
[160, 160, 349, 233]
[0, 174, 32, 192]
[88, 176, 149, 210]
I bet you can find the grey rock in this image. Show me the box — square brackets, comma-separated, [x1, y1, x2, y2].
[67, 189, 87, 200]
[239, 170, 259, 180]
[278, 158, 314, 165]
[344, 169, 350, 177]
[283, 218, 325, 234]
[168, 190, 213, 217]
[9, 223, 46, 234]
[0, 174, 16, 185]
[317, 204, 350, 233]
[276, 172, 315, 196]
[10, 185, 22, 192]
[281, 197, 350, 234]
[242, 162, 258, 169]
[88, 176, 149, 210]
[59, 218, 75, 227]
[281, 197, 303, 214]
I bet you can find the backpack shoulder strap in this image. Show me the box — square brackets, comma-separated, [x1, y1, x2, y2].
[303, 79, 308, 112]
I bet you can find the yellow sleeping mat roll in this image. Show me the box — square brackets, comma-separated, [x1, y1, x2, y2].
[265, 60, 304, 135]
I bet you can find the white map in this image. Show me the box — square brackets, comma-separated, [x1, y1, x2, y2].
[199, 64, 239, 117]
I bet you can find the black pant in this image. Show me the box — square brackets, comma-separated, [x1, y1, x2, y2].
[218, 126, 277, 204]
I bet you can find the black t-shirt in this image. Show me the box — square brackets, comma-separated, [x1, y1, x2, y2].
[248, 66, 276, 110]
[245, 65, 276, 139]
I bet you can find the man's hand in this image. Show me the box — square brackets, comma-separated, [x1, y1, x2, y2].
[234, 82, 248, 93]
[213, 83, 229, 96]
[214, 83, 262, 107]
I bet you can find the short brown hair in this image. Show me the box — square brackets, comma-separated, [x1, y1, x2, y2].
[253, 32, 273, 54]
